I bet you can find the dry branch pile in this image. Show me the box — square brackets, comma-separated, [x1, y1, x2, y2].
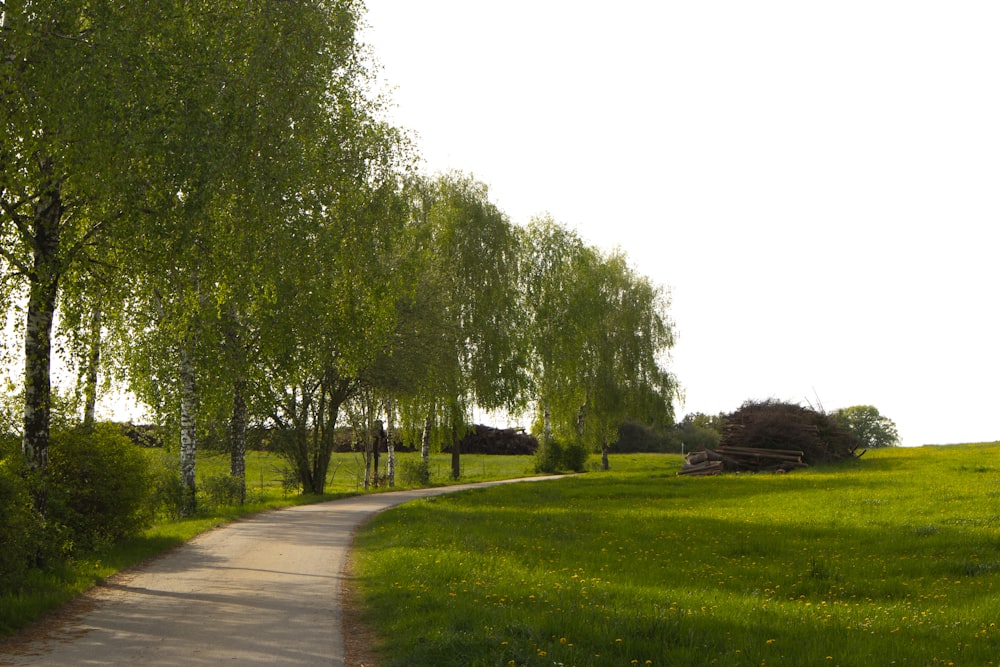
[720, 400, 861, 465]
[677, 400, 862, 476]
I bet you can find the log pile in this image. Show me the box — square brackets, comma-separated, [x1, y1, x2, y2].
[677, 446, 808, 476]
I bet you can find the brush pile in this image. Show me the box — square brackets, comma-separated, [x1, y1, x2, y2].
[677, 400, 862, 476]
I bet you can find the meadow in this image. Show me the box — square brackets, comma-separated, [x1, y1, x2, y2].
[352, 446, 1000, 667]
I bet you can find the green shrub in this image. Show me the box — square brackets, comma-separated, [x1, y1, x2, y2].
[561, 442, 589, 472]
[0, 455, 42, 586]
[534, 440, 564, 473]
[145, 455, 185, 521]
[199, 472, 245, 510]
[398, 458, 431, 486]
[47, 423, 154, 551]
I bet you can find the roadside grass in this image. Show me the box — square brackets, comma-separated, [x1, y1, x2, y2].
[0, 449, 537, 637]
[353, 445, 1000, 667]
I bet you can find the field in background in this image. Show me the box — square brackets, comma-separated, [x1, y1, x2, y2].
[181, 449, 539, 497]
[353, 445, 1000, 666]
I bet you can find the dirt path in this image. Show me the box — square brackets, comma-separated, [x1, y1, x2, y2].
[1, 476, 560, 666]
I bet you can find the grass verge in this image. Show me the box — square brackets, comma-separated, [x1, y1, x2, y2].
[352, 446, 1000, 666]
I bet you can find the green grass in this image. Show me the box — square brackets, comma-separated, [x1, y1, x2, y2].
[0, 449, 538, 637]
[352, 446, 1000, 667]
[188, 448, 538, 496]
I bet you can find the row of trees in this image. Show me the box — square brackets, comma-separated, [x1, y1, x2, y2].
[1, 1, 677, 515]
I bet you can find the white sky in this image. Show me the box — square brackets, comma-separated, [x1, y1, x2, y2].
[361, 1, 1000, 446]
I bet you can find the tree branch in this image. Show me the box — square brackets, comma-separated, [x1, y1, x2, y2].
[0, 241, 30, 275]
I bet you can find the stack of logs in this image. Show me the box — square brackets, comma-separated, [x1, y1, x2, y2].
[677, 446, 808, 476]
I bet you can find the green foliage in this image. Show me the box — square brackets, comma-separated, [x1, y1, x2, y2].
[47, 424, 154, 551]
[533, 439, 564, 474]
[831, 405, 900, 449]
[199, 472, 247, 511]
[397, 457, 431, 486]
[519, 218, 677, 462]
[0, 453, 41, 587]
[561, 441, 589, 472]
[534, 439, 588, 473]
[144, 455, 185, 521]
[614, 420, 676, 453]
[674, 412, 726, 452]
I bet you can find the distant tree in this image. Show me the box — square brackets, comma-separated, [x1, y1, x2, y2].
[831, 405, 899, 449]
[613, 420, 673, 453]
[675, 412, 726, 452]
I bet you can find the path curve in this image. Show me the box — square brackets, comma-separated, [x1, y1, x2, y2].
[1, 476, 561, 666]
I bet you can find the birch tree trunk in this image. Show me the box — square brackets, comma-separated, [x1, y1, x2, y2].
[450, 402, 461, 481]
[421, 410, 432, 464]
[179, 346, 198, 516]
[543, 403, 553, 445]
[21, 176, 63, 473]
[82, 298, 103, 430]
[230, 378, 247, 504]
[385, 399, 395, 487]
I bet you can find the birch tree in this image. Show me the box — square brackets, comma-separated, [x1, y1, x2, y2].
[0, 0, 168, 474]
[521, 218, 677, 470]
[392, 173, 526, 479]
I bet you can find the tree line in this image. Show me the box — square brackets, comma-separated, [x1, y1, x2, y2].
[1, 1, 678, 516]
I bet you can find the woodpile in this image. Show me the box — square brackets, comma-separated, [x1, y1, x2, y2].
[677, 446, 808, 476]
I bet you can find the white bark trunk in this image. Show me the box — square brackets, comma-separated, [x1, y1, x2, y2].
[179, 347, 198, 516]
[385, 399, 395, 487]
[421, 410, 432, 463]
[82, 298, 102, 429]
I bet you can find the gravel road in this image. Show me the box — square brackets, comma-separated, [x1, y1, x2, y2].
[1, 477, 559, 666]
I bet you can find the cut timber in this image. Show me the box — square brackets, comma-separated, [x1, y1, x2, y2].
[677, 447, 809, 476]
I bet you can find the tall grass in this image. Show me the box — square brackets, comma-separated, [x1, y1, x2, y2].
[353, 446, 1000, 666]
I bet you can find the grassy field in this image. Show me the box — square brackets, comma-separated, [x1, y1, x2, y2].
[352, 446, 1000, 667]
[174, 448, 539, 498]
[0, 449, 537, 636]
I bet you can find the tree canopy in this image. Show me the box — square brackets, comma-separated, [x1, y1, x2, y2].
[831, 405, 900, 449]
[2, 2, 680, 498]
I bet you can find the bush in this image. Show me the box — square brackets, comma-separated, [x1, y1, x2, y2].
[199, 472, 246, 510]
[398, 458, 431, 486]
[47, 423, 154, 551]
[0, 454, 42, 586]
[145, 455, 185, 521]
[534, 440, 588, 473]
[561, 442, 589, 472]
[534, 440, 564, 474]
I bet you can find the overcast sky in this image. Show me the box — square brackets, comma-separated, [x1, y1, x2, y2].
[361, 1, 1000, 446]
